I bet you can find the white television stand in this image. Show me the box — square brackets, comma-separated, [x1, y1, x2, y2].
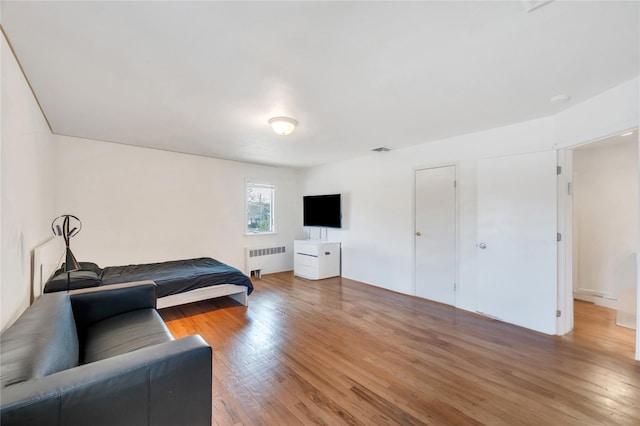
[294, 240, 341, 280]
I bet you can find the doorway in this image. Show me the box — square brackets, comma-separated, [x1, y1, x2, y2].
[414, 165, 456, 306]
[562, 130, 638, 357]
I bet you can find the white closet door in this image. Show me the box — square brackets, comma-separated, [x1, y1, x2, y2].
[477, 151, 557, 334]
[415, 166, 456, 306]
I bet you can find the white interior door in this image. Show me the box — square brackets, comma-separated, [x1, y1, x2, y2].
[415, 166, 456, 306]
[477, 151, 557, 334]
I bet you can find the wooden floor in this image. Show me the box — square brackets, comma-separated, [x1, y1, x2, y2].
[160, 272, 639, 426]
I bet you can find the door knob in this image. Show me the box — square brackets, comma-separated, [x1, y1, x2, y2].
[478, 243, 487, 249]
[415, 231, 422, 236]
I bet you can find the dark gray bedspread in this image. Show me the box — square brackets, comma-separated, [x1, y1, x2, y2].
[100, 257, 253, 298]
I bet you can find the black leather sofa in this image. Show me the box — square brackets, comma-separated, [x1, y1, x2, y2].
[0, 281, 212, 426]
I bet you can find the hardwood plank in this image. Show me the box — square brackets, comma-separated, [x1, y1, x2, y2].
[160, 272, 639, 425]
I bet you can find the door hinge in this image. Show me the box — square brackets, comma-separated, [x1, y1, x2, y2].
[556, 310, 562, 318]
[454, 180, 457, 188]
[557, 233, 562, 242]
[567, 182, 572, 195]
[557, 166, 562, 175]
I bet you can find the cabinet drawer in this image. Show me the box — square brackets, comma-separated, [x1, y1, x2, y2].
[295, 264, 319, 280]
[294, 241, 319, 256]
[295, 253, 319, 267]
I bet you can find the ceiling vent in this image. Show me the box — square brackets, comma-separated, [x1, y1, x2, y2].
[521, 0, 553, 13]
[371, 146, 392, 153]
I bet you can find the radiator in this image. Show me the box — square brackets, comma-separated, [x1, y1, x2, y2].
[245, 245, 288, 279]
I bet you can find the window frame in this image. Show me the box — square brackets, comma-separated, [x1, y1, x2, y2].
[245, 180, 276, 235]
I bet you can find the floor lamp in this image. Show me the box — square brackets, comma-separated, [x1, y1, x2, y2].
[51, 215, 82, 292]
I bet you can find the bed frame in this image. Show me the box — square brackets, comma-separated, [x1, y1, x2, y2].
[32, 238, 248, 308]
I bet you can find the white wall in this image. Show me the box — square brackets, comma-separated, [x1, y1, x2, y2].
[303, 117, 556, 314]
[1, 33, 56, 330]
[54, 136, 302, 274]
[573, 139, 638, 307]
[555, 77, 639, 148]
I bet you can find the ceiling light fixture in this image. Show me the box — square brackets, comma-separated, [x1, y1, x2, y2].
[269, 116, 298, 136]
[550, 94, 571, 104]
[621, 131, 634, 137]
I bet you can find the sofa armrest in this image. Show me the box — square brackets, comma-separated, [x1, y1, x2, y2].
[0, 335, 212, 426]
[71, 281, 157, 329]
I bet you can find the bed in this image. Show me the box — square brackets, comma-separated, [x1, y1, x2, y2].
[33, 238, 252, 308]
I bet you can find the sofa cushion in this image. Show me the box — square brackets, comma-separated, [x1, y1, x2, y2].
[82, 309, 173, 364]
[0, 293, 79, 388]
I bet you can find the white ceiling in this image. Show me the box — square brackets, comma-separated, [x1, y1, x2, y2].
[2, 1, 638, 168]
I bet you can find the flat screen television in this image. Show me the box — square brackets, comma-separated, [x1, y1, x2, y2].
[303, 194, 341, 228]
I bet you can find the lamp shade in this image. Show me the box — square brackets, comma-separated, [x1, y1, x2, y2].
[268, 116, 298, 135]
[64, 247, 80, 273]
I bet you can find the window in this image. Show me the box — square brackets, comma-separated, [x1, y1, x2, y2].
[246, 182, 274, 234]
